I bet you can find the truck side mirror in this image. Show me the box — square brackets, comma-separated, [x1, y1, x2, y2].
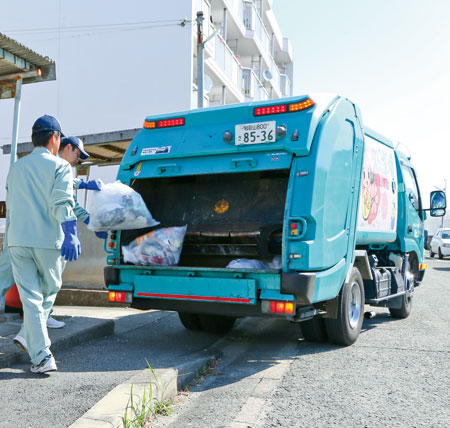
[430, 190, 446, 217]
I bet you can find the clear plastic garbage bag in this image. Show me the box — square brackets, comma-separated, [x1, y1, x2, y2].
[226, 256, 282, 270]
[122, 226, 187, 266]
[87, 181, 159, 231]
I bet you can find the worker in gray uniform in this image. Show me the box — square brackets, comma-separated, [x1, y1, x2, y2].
[6, 115, 80, 374]
[1, 136, 106, 339]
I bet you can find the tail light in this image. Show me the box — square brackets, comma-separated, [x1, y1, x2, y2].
[253, 98, 315, 117]
[144, 117, 185, 129]
[262, 300, 295, 315]
[109, 291, 132, 303]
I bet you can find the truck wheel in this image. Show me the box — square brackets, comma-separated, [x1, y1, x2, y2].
[300, 317, 328, 342]
[438, 247, 444, 259]
[198, 314, 236, 334]
[325, 268, 365, 346]
[389, 258, 414, 319]
[389, 292, 413, 319]
[178, 312, 202, 331]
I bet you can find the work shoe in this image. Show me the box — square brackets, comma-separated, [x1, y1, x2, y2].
[47, 316, 65, 329]
[30, 355, 57, 374]
[13, 335, 28, 353]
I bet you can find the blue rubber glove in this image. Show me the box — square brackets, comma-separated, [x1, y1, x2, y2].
[61, 220, 81, 261]
[78, 179, 103, 191]
[95, 231, 108, 240]
[83, 216, 107, 239]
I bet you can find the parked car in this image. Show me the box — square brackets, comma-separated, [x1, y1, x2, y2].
[429, 228, 450, 258]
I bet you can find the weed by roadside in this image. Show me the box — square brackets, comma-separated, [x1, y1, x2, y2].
[121, 361, 175, 428]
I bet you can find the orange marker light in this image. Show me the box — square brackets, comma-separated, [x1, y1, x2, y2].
[285, 302, 295, 314]
[109, 291, 116, 302]
[288, 98, 315, 112]
[419, 264, 427, 270]
[143, 120, 156, 129]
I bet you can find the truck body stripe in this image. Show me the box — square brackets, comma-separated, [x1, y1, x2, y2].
[136, 292, 251, 303]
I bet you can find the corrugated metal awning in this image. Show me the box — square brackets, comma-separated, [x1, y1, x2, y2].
[2, 128, 139, 168]
[0, 32, 56, 98]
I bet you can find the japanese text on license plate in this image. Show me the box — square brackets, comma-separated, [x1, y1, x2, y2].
[235, 121, 275, 145]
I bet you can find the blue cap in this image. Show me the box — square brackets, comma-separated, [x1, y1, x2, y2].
[61, 136, 90, 160]
[32, 115, 65, 137]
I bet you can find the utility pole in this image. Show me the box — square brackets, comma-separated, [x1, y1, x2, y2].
[196, 11, 205, 108]
[196, 11, 217, 108]
[442, 179, 447, 228]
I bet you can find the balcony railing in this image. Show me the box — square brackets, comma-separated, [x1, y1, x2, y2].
[280, 74, 292, 97]
[243, 1, 270, 54]
[206, 30, 243, 93]
[242, 67, 269, 101]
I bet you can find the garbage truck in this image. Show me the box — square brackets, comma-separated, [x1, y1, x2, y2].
[104, 94, 445, 345]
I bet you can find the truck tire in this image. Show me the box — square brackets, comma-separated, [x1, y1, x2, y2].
[389, 257, 414, 319]
[198, 314, 236, 334]
[325, 268, 365, 346]
[389, 292, 413, 319]
[300, 317, 328, 342]
[178, 312, 202, 331]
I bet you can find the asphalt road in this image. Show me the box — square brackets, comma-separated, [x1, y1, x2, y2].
[0, 256, 448, 428]
[151, 256, 450, 428]
[0, 310, 220, 428]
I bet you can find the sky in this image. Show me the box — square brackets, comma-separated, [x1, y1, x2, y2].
[1, 0, 449, 213]
[273, 0, 450, 199]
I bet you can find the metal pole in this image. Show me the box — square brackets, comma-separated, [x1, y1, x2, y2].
[197, 11, 204, 108]
[10, 77, 23, 166]
[223, 8, 228, 40]
[84, 165, 91, 208]
[221, 85, 226, 105]
[442, 179, 447, 228]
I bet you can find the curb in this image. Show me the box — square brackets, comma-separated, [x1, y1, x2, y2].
[67, 353, 216, 428]
[56, 288, 121, 307]
[0, 317, 114, 369]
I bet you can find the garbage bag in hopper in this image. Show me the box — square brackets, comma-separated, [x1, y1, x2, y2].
[87, 181, 159, 231]
[122, 226, 187, 266]
[226, 256, 282, 269]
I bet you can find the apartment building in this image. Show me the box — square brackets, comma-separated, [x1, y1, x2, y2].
[194, 0, 294, 107]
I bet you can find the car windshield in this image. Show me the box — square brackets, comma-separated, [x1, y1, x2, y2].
[441, 232, 450, 239]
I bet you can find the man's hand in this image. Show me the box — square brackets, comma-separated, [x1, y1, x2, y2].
[79, 179, 103, 191]
[61, 220, 81, 261]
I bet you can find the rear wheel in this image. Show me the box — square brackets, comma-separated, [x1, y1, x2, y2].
[438, 247, 444, 259]
[325, 268, 365, 346]
[300, 317, 328, 342]
[389, 256, 414, 319]
[389, 292, 413, 319]
[198, 314, 236, 334]
[429, 249, 435, 258]
[178, 312, 202, 331]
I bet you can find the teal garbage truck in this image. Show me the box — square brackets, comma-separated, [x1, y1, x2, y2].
[105, 94, 445, 345]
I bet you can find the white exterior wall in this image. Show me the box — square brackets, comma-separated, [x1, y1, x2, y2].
[0, 0, 194, 204]
[0, 0, 292, 210]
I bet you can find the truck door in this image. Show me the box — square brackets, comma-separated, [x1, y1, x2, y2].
[400, 162, 424, 252]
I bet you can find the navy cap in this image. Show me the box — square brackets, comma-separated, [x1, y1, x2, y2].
[32, 115, 65, 137]
[61, 136, 90, 160]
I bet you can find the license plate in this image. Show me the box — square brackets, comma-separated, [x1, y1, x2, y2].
[235, 121, 276, 145]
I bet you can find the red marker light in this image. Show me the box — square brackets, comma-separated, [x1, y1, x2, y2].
[254, 104, 287, 116]
[290, 223, 298, 229]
